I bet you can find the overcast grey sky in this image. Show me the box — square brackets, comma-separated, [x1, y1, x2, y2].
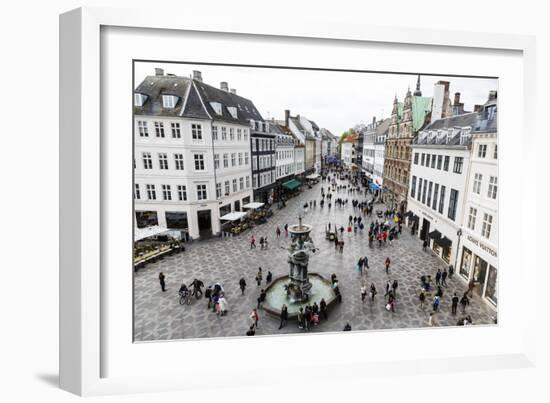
[135, 61, 497, 136]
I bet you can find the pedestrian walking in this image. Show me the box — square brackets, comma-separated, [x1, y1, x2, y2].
[361, 284, 367, 302]
[255, 267, 263, 286]
[250, 308, 259, 328]
[250, 235, 256, 249]
[276, 226, 281, 238]
[384, 257, 391, 274]
[422, 239, 428, 251]
[284, 223, 288, 237]
[435, 269, 442, 286]
[320, 298, 328, 320]
[441, 269, 448, 287]
[334, 284, 342, 303]
[257, 289, 266, 309]
[266, 271, 273, 283]
[369, 283, 377, 304]
[432, 295, 441, 312]
[451, 293, 459, 315]
[278, 304, 288, 329]
[239, 277, 247, 295]
[392, 279, 399, 297]
[158, 272, 166, 292]
[363, 255, 369, 270]
[460, 293, 470, 313]
[246, 325, 256, 336]
[467, 280, 475, 298]
[448, 264, 454, 278]
[384, 280, 391, 296]
[419, 290, 426, 310]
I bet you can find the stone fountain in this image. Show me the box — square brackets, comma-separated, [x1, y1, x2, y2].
[263, 213, 337, 318]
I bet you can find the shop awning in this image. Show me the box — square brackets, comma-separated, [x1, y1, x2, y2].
[436, 236, 452, 248]
[428, 230, 442, 240]
[220, 212, 247, 221]
[306, 173, 320, 180]
[243, 202, 264, 210]
[369, 182, 381, 191]
[282, 179, 302, 190]
[404, 211, 413, 218]
[134, 225, 169, 242]
[410, 214, 420, 223]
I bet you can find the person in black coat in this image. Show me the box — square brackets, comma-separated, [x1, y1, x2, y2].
[451, 293, 459, 315]
[239, 277, 247, 295]
[278, 304, 288, 329]
[320, 298, 328, 320]
[158, 272, 166, 292]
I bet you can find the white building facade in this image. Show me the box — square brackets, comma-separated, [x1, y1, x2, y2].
[407, 112, 478, 266]
[134, 69, 255, 239]
[458, 95, 498, 309]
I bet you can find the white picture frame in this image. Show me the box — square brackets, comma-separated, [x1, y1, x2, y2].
[60, 6, 537, 396]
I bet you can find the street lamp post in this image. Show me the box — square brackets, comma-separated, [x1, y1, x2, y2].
[454, 228, 463, 272]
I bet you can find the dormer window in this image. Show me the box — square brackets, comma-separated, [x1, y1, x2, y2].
[228, 106, 238, 119]
[210, 102, 222, 115]
[162, 95, 178, 109]
[134, 93, 148, 107]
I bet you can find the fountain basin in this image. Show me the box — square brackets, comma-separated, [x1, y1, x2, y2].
[262, 273, 338, 319]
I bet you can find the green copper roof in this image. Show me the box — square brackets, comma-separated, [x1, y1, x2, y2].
[411, 96, 433, 132]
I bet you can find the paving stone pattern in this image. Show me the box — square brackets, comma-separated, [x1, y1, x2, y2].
[134, 180, 496, 341]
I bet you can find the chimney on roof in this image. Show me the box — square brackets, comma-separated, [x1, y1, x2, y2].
[230, 88, 236, 95]
[488, 90, 497, 101]
[155, 68, 164, 76]
[474, 104, 483, 112]
[220, 82, 229, 92]
[454, 92, 461, 105]
[285, 109, 290, 127]
[193, 70, 203, 82]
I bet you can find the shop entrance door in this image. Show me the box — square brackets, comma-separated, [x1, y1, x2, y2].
[420, 218, 430, 241]
[197, 210, 212, 238]
[473, 255, 488, 296]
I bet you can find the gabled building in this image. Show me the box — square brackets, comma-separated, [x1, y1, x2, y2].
[362, 117, 391, 191]
[133, 69, 256, 239]
[286, 110, 322, 174]
[383, 76, 437, 213]
[341, 132, 358, 168]
[250, 118, 276, 204]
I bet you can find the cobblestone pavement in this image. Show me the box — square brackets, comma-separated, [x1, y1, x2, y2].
[134, 180, 496, 341]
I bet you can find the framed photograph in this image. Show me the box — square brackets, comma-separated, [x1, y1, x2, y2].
[60, 7, 536, 396]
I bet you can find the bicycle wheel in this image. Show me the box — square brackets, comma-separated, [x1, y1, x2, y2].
[186, 296, 191, 305]
[179, 296, 185, 305]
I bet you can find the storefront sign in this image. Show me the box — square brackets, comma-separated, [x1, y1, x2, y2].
[466, 235, 497, 257]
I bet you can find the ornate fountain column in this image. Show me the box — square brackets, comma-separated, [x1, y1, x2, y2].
[287, 215, 315, 302]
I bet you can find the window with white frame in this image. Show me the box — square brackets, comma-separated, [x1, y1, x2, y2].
[134, 184, 141, 200]
[231, 153, 236, 167]
[191, 124, 202, 140]
[473, 173, 482, 194]
[162, 95, 178, 108]
[196, 184, 207, 200]
[238, 153, 243, 166]
[467, 207, 477, 230]
[232, 179, 237, 192]
[142, 152, 152, 169]
[225, 181, 230, 195]
[158, 153, 168, 170]
[245, 152, 249, 165]
[212, 125, 218, 140]
[137, 121, 148, 137]
[493, 144, 498, 159]
[453, 157, 463, 174]
[171, 122, 181, 138]
[162, 184, 172, 200]
[244, 130, 248, 141]
[223, 154, 228, 168]
[177, 185, 187, 201]
[239, 177, 244, 190]
[246, 176, 250, 188]
[252, 175, 257, 188]
[216, 183, 222, 198]
[154, 122, 165, 137]
[214, 154, 220, 169]
[221, 126, 227, 140]
[146, 184, 156, 200]
[174, 153, 184, 170]
[478, 144, 487, 158]
[481, 213, 493, 238]
[194, 154, 205, 171]
[229, 128, 235, 141]
[488, 176, 498, 199]
[237, 128, 242, 140]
